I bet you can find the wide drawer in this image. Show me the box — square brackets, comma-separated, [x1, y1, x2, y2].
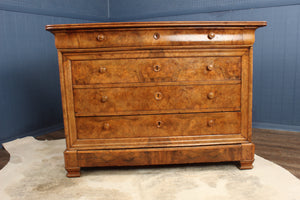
[72, 57, 241, 85]
[54, 28, 253, 49]
[76, 112, 241, 139]
[73, 84, 241, 116]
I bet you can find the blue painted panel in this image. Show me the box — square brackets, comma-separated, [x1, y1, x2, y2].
[294, 15, 300, 125]
[0, 0, 109, 21]
[109, 0, 300, 22]
[123, 5, 300, 128]
[0, 9, 95, 143]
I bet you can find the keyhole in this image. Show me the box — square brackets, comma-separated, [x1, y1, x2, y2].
[153, 32, 160, 40]
[156, 121, 162, 128]
[155, 92, 162, 100]
[153, 65, 161, 72]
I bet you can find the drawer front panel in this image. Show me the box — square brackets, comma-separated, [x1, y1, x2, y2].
[76, 112, 241, 139]
[72, 57, 241, 85]
[54, 29, 253, 49]
[74, 84, 241, 115]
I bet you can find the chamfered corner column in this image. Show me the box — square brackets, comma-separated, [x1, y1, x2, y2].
[238, 143, 255, 170]
[64, 150, 81, 177]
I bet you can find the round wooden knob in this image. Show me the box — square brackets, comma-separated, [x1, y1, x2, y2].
[153, 65, 161, 72]
[207, 120, 214, 127]
[156, 121, 162, 128]
[207, 92, 215, 99]
[208, 32, 215, 39]
[101, 95, 108, 103]
[97, 34, 105, 41]
[99, 67, 107, 73]
[207, 65, 214, 71]
[154, 92, 162, 100]
[103, 122, 110, 130]
[153, 32, 160, 40]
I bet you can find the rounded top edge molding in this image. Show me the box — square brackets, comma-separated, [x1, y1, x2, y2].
[46, 21, 267, 31]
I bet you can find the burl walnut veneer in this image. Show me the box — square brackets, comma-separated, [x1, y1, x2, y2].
[46, 21, 266, 177]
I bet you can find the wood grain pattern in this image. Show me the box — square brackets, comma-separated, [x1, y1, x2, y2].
[4, 128, 300, 179]
[77, 145, 242, 167]
[72, 134, 247, 150]
[240, 52, 250, 140]
[253, 129, 300, 179]
[52, 28, 257, 49]
[76, 112, 241, 139]
[239, 143, 255, 169]
[64, 48, 248, 60]
[57, 51, 71, 149]
[45, 21, 267, 30]
[72, 56, 241, 85]
[73, 84, 241, 116]
[46, 21, 266, 177]
[64, 150, 80, 177]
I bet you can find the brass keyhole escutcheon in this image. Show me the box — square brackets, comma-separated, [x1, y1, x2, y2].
[153, 32, 160, 40]
[208, 32, 215, 39]
[207, 119, 214, 127]
[207, 92, 215, 99]
[207, 65, 214, 71]
[103, 122, 110, 130]
[154, 92, 162, 100]
[156, 121, 162, 128]
[99, 67, 107, 73]
[97, 34, 105, 41]
[153, 65, 161, 72]
[101, 95, 108, 103]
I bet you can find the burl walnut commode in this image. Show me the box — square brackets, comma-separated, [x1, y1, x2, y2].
[46, 21, 266, 177]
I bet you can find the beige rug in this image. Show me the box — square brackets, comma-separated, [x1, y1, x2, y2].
[0, 137, 300, 200]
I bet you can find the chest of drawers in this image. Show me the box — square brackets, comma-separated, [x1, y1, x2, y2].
[46, 21, 266, 177]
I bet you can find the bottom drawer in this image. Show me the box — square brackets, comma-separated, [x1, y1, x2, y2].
[76, 112, 241, 139]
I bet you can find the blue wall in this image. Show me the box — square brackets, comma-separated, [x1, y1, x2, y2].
[109, 0, 300, 132]
[1, 0, 300, 143]
[109, 0, 300, 22]
[0, 0, 109, 143]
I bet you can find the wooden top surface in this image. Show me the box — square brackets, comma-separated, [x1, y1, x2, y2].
[46, 21, 267, 31]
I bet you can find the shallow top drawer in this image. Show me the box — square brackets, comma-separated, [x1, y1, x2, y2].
[52, 28, 254, 49]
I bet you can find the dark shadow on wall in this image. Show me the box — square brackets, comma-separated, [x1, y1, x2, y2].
[0, 45, 63, 143]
